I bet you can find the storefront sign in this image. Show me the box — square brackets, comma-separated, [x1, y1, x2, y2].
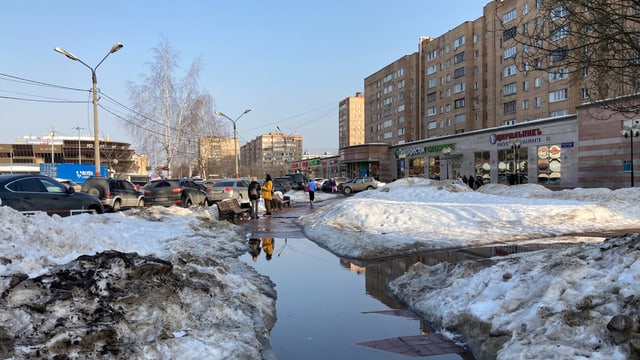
[490, 128, 542, 144]
[394, 146, 427, 158]
[561, 142, 574, 148]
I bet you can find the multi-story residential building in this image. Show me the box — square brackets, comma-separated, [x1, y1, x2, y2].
[338, 92, 366, 149]
[198, 136, 237, 178]
[240, 133, 303, 178]
[364, 53, 419, 145]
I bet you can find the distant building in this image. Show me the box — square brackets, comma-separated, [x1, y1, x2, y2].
[338, 92, 366, 149]
[240, 133, 303, 177]
[0, 134, 136, 178]
[198, 136, 237, 178]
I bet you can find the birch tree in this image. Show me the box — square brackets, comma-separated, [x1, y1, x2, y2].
[126, 39, 222, 176]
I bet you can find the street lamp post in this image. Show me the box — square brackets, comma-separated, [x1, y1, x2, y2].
[511, 140, 521, 185]
[442, 147, 452, 179]
[621, 120, 640, 187]
[215, 109, 251, 178]
[54, 42, 124, 177]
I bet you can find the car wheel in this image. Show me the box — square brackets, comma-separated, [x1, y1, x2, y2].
[344, 187, 352, 194]
[137, 198, 144, 207]
[184, 198, 193, 208]
[112, 199, 122, 212]
[366, 186, 374, 190]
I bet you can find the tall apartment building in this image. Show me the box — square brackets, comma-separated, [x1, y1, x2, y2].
[338, 92, 366, 149]
[240, 133, 303, 177]
[364, 53, 419, 145]
[364, 0, 588, 146]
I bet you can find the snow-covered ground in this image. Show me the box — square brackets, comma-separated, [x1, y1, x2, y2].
[296, 178, 640, 359]
[1, 179, 640, 359]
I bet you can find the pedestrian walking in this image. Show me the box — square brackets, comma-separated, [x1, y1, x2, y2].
[248, 176, 261, 219]
[262, 174, 273, 216]
[330, 178, 337, 192]
[307, 178, 317, 205]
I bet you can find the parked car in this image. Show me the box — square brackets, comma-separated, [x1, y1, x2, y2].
[81, 177, 145, 212]
[273, 177, 295, 193]
[142, 178, 207, 208]
[322, 177, 350, 192]
[285, 173, 308, 190]
[204, 178, 250, 204]
[337, 176, 379, 194]
[0, 174, 104, 216]
[56, 178, 82, 192]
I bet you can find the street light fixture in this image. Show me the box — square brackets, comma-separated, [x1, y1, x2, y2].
[54, 42, 124, 177]
[442, 147, 452, 179]
[215, 108, 251, 178]
[621, 120, 640, 187]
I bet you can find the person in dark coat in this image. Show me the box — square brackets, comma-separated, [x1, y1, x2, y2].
[248, 176, 261, 219]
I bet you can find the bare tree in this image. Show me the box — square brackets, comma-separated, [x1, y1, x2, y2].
[498, 0, 640, 114]
[125, 39, 223, 176]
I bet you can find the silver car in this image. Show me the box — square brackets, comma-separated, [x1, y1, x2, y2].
[204, 179, 250, 205]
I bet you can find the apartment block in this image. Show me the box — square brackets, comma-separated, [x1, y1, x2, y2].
[364, 0, 589, 147]
[338, 92, 365, 149]
[364, 53, 419, 145]
[198, 136, 237, 178]
[240, 133, 303, 177]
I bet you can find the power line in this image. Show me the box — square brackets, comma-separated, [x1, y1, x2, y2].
[0, 72, 87, 92]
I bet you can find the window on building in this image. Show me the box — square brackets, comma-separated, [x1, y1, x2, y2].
[446, 104, 451, 112]
[504, 119, 516, 126]
[454, 52, 465, 64]
[550, 25, 569, 41]
[427, 64, 437, 75]
[383, 131, 393, 139]
[535, 96, 542, 107]
[523, 80, 530, 91]
[398, 104, 405, 112]
[454, 67, 465, 78]
[522, 99, 529, 110]
[397, 128, 405, 136]
[503, 82, 517, 96]
[453, 82, 466, 93]
[582, 67, 589, 77]
[504, 46, 517, 59]
[427, 92, 437, 102]
[523, 3, 529, 14]
[503, 8, 517, 23]
[550, 110, 569, 117]
[549, 88, 568, 102]
[428, 121, 437, 129]
[454, 114, 466, 124]
[428, 78, 437, 88]
[551, 5, 569, 20]
[427, 106, 437, 116]
[581, 88, 589, 99]
[534, 77, 542, 88]
[549, 67, 569, 82]
[549, 46, 568, 65]
[454, 35, 465, 48]
[454, 98, 465, 109]
[504, 100, 517, 114]
[427, 50, 437, 61]
[504, 64, 517, 77]
[503, 27, 517, 41]
[397, 68, 404, 77]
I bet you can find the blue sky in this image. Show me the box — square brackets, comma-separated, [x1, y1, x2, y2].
[0, 1, 486, 155]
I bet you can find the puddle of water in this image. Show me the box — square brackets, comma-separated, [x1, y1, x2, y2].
[242, 236, 474, 360]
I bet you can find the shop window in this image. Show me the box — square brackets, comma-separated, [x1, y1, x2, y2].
[537, 145, 561, 186]
[474, 151, 490, 185]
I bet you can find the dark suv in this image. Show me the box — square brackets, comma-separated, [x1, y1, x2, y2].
[285, 173, 308, 190]
[81, 177, 144, 212]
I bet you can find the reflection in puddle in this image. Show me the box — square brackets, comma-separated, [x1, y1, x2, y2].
[243, 238, 557, 360]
